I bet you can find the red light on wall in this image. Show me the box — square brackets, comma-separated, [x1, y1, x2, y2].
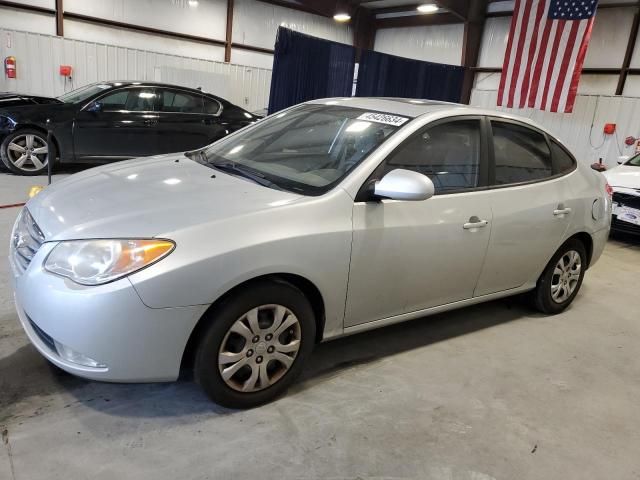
[625, 136, 636, 146]
[59, 65, 72, 77]
[603, 123, 616, 135]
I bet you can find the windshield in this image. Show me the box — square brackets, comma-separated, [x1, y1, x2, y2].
[626, 154, 640, 167]
[200, 104, 407, 195]
[57, 83, 113, 104]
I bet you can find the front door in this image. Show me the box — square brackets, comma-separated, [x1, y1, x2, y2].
[345, 118, 493, 327]
[474, 119, 573, 296]
[73, 87, 159, 160]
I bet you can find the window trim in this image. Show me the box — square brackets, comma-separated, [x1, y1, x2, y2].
[485, 116, 574, 190]
[355, 115, 490, 202]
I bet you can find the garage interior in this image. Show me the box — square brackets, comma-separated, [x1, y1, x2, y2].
[1, 0, 640, 479]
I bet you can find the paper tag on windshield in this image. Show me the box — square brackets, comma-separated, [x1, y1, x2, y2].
[357, 112, 409, 127]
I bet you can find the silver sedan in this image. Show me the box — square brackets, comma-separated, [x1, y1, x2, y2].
[9, 98, 611, 407]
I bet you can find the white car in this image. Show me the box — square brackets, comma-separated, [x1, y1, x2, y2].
[604, 155, 640, 235]
[10, 99, 612, 407]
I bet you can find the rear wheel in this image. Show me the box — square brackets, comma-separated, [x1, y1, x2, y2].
[1, 129, 55, 175]
[194, 280, 315, 408]
[532, 238, 587, 314]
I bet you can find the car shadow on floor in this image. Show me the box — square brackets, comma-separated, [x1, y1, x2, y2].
[1, 296, 542, 422]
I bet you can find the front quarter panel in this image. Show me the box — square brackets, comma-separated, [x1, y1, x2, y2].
[128, 188, 355, 339]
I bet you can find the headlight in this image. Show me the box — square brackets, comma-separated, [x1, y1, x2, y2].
[44, 239, 175, 285]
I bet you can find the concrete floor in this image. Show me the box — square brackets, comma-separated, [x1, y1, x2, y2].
[1, 169, 639, 480]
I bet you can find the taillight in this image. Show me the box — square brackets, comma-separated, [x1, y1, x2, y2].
[605, 182, 613, 197]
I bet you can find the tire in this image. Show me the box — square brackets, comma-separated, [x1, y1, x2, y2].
[194, 280, 316, 408]
[1, 129, 56, 176]
[532, 238, 587, 314]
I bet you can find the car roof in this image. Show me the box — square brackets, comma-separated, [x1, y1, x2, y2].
[89, 81, 225, 100]
[306, 97, 552, 137]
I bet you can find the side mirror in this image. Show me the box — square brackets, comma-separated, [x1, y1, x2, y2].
[373, 169, 435, 201]
[86, 101, 103, 113]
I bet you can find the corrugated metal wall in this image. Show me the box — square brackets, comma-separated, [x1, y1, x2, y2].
[373, 24, 464, 66]
[471, 89, 640, 167]
[0, 28, 272, 113]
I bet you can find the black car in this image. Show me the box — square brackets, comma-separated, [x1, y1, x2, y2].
[0, 82, 261, 175]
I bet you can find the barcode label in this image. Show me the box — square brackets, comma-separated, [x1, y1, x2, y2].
[357, 112, 409, 127]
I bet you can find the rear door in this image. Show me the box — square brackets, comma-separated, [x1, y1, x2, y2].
[73, 87, 159, 159]
[474, 118, 573, 296]
[155, 88, 227, 153]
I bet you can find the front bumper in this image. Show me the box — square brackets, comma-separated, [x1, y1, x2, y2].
[10, 242, 208, 382]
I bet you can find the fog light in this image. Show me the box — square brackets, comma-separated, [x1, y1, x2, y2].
[53, 340, 106, 368]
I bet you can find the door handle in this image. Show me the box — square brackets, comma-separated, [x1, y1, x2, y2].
[463, 219, 489, 230]
[553, 207, 572, 216]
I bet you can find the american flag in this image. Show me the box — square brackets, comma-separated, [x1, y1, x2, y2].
[497, 0, 599, 113]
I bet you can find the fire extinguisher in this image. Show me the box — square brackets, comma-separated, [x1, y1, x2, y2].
[4, 56, 16, 78]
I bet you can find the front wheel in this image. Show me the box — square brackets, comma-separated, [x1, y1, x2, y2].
[532, 238, 587, 314]
[1, 129, 55, 175]
[194, 280, 316, 408]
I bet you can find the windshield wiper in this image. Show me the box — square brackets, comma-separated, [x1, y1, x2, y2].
[209, 161, 282, 190]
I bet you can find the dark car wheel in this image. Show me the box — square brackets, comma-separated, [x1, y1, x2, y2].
[1, 129, 55, 176]
[532, 238, 587, 314]
[194, 280, 316, 408]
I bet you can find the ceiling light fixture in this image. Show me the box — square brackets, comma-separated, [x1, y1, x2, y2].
[188, 0, 199, 7]
[333, 13, 351, 22]
[417, 4, 438, 14]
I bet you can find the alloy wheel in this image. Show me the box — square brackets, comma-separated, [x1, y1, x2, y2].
[6, 134, 49, 172]
[550, 250, 582, 303]
[218, 304, 302, 393]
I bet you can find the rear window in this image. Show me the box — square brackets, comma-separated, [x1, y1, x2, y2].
[491, 121, 553, 185]
[550, 139, 576, 174]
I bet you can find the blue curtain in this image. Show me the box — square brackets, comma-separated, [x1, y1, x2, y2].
[268, 27, 356, 114]
[356, 50, 465, 103]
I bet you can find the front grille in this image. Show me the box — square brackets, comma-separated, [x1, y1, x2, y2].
[11, 208, 45, 273]
[28, 316, 57, 354]
[612, 191, 640, 210]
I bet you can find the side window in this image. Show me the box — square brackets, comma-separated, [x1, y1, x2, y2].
[491, 121, 552, 185]
[203, 97, 222, 115]
[384, 119, 481, 193]
[550, 139, 576, 174]
[98, 90, 129, 110]
[99, 88, 156, 112]
[159, 89, 203, 113]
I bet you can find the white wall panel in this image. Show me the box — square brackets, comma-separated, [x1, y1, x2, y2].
[232, 0, 353, 48]
[622, 75, 640, 96]
[231, 48, 274, 70]
[584, 8, 632, 68]
[470, 88, 640, 167]
[64, 20, 225, 62]
[373, 24, 464, 66]
[0, 28, 271, 112]
[628, 22, 640, 68]
[576, 74, 619, 95]
[0, 7, 55, 35]
[478, 17, 510, 68]
[64, 0, 227, 41]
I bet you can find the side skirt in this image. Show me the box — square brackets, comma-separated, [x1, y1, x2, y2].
[328, 283, 536, 341]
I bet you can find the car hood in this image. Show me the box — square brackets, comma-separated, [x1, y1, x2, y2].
[26, 154, 304, 241]
[0, 92, 62, 108]
[603, 165, 640, 191]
